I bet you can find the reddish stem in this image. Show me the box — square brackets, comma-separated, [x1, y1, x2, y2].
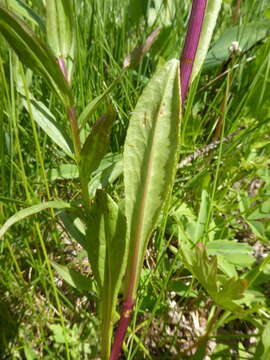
[180, 0, 207, 103]
[109, 298, 134, 360]
[57, 57, 69, 83]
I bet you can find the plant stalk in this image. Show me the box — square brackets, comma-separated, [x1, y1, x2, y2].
[109, 298, 134, 360]
[67, 105, 81, 160]
[58, 57, 91, 210]
[110, 2, 208, 358]
[180, 0, 207, 103]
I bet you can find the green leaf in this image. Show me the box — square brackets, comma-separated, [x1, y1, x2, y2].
[180, 242, 247, 312]
[88, 153, 123, 198]
[238, 193, 268, 241]
[86, 191, 127, 359]
[5, 0, 45, 29]
[0, 200, 70, 239]
[207, 240, 255, 267]
[79, 110, 115, 184]
[0, 4, 71, 105]
[254, 322, 270, 359]
[205, 20, 270, 69]
[124, 59, 181, 298]
[23, 344, 37, 360]
[48, 324, 75, 344]
[48, 164, 78, 180]
[191, 0, 222, 82]
[59, 210, 86, 249]
[46, 0, 75, 82]
[194, 189, 210, 243]
[50, 261, 93, 293]
[21, 97, 74, 158]
[78, 75, 123, 130]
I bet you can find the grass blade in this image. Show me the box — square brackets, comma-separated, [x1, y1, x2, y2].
[0, 200, 70, 239]
[22, 97, 74, 158]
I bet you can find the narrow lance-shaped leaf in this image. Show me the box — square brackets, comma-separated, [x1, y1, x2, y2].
[124, 59, 181, 300]
[123, 27, 161, 69]
[0, 4, 71, 105]
[110, 59, 181, 360]
[79, 109, 115, 185]
[0, 200, 70, 239]
[46, 0, 75, 83]
[86, 191, 127, 360]
[21, 97, 74, 158]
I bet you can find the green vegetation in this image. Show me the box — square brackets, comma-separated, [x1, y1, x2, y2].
[0, 0, 270, 359]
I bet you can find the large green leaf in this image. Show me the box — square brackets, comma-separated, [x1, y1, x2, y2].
[124, 58, 181, 298]
[46, 0, 75, 82]
[21, 97, 74, 158]
[86, 191, 127, 359]
[0, 200, 70, 239]
[0, 4, 71, 105]
[191, 0, 222, 82]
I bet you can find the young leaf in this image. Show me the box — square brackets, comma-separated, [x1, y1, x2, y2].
[0, 4, 71, 105]
[194, 189, 210, 243]
[86, 191, 127, 359]
[79, 110, 115, 184]
[46, 0, 75, 82]
[124, 59, 181, 299]
[0, 200, 70, 239]
[21, 97, 74, 158]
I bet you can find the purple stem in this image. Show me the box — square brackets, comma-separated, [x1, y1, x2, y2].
[180, 0, 207, 103]
[109, 298, 134, 360]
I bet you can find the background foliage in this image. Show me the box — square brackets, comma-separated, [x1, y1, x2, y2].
[0, 0, 270, 359]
